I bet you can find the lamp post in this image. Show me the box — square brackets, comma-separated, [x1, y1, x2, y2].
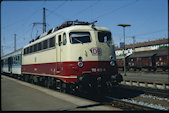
[117, 24, 131, 76]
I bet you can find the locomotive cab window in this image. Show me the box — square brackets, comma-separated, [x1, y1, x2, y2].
[63, 33, 67, 45]
[69, 32, 91, 44]
[58, 35, 62, 46]
[98, 31, 112, 43]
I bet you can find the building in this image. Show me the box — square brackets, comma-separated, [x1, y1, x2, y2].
[115, 38, 169, 57]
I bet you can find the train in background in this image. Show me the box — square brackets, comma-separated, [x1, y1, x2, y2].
[1, 20, 123, 93]
[116, 48, 169, 72]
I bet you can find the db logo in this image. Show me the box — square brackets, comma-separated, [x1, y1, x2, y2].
[90, 48, 102, 56]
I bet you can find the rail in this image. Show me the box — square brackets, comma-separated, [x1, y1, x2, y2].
[105, 96, 158, 110]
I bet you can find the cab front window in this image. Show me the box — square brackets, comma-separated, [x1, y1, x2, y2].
[98, 31, 112, 43]
[69, 32, 91, 44]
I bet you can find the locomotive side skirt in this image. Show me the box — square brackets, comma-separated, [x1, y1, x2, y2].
[21, 61, 118, 83]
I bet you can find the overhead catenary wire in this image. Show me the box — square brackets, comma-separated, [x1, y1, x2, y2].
[46, 1, 67, 17]
[46, 8, 70, 21]
[93, 0, 139, 20]
[130, 29, 167, 37]
[2, 1, 46, 30]
[72, 0, 100, 18]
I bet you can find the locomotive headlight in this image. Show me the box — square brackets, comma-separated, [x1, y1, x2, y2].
[110, 61, 115, 66]
[109, 55, 113, 60]
[78, 62, 83, 67]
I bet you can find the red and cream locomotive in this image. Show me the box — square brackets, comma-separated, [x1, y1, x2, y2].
[5, 20, 123, 93]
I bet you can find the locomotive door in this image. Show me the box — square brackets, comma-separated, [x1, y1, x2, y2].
[56, 33, 63, 73]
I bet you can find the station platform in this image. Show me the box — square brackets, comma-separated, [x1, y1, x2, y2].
[120, 71, 169, 83]
[1, 75, 121, 111]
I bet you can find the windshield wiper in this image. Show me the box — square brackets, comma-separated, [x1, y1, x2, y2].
[74, 38, 83, 44]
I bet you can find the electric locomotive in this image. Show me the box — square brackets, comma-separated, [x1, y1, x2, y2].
[4, 20, 123, 93]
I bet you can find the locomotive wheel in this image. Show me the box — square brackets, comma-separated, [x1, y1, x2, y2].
[37, 76, 41, 85]
[45, 77, 51, 88]
[24, 75, 28, 82]
[20, 75, 23, 80]
[61, 83, 68, 93]
[29, 75, 33, 84]
[44, 77, 49, 88]
[38, 76, 44, 86]
[51, 78, 57, 90]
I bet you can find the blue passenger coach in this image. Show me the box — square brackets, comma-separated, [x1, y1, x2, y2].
[1, 49, 22, 75]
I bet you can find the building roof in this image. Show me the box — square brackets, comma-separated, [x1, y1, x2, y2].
[115, 38, 168, 50]
[128, 48, 168, 58]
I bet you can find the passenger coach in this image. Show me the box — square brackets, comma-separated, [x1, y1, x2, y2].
[1, 49, 22, 77]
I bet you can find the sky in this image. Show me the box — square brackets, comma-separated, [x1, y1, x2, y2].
[1, 0, 168, 56]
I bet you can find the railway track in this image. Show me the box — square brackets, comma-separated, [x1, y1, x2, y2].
[75, 91, 164, 111]
[119, 84, 169, 98]
[78, 84, 169, 111]
[104, 96, 158, 110]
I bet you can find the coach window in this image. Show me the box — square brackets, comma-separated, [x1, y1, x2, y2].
[16, 56, 18, 64]
[13, 57, 14, 64]
[14, 57, 16, 65]
[18, 56, 20, 64]
[13, 57, 15, 64]
[15, 56, 17, 64]
[43, 40, 48, 49]
[63, 33, 67, 45]
[16, 56, 17, 64]
[49, 37, 55, 48]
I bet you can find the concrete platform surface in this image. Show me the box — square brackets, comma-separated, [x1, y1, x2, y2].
[1, 75, 121, 111]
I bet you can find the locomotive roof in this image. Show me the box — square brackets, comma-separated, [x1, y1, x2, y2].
[129, 48, 169, 58]
[23, 25, 110, 48]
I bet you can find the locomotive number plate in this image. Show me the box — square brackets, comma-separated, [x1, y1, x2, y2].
[90, 47, 102, 56]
